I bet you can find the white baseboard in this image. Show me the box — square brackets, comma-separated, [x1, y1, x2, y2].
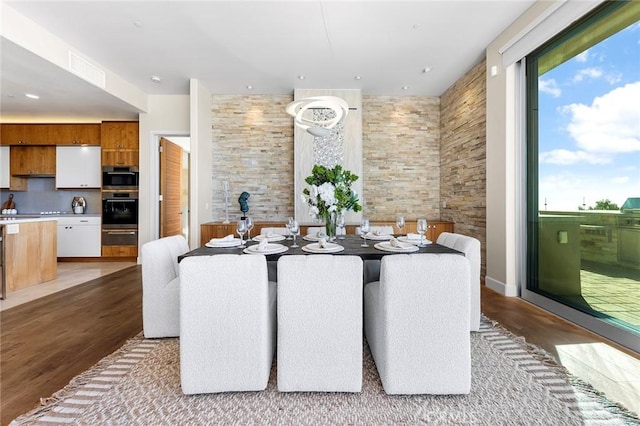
[485, 276, 519, 297]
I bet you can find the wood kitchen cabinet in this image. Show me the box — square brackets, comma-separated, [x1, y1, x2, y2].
[10, 146, 56, 175]
[52, 124, 101, 145]
[0, 123, 100, 145]
[101, 121, 139, 166]
[1, 124, 52, 145]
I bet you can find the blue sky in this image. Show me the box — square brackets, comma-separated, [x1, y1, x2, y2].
[537, 22, 639, 211]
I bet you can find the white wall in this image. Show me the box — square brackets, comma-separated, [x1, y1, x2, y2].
[189, 79, 213, 249]
[138, 95, 190, 256]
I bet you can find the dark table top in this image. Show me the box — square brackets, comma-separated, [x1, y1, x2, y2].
[179, 235, 461, 262]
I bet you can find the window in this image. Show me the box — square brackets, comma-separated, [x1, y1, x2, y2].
[525, 1, 640, 350]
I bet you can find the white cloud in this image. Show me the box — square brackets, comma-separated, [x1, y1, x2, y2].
[575, 50, 589, 63]
[604, 72, 623, 84]
[539, 78, 561, 97]
[573, 67, 603, 82]
[539, 149, 611, 165]
[562, 82, 640, 154]
[539, 172, 636, 211]
[611, 176, 630, 184]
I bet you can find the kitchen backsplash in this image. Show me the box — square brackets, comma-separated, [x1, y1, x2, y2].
[0, 178, 101, 214]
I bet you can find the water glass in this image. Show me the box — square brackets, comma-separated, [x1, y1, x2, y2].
[236, 219, 247, 248]
[245, 217, 254, 240]
[286, 217, 294, 240]
[360, 218, 370, 247]
[396, 214, 405, 235]
[416, 218, 428, 247]
[290, 220, 300, 248]
[336, 213, 346, 240]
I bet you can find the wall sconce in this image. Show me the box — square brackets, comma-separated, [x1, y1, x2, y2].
[286, 96, 349, 137]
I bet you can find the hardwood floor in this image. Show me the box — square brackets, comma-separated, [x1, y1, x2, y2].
[2, 270, 638, 424]
[0, 266, 142, 425]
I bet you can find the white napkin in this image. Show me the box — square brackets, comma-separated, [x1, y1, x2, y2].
[406, 233, 422, 240]
[210, 234, 234, 243]
[257, 238, 269, 251]
[318, 237, 327, 248]
[390, 237, 400, 247]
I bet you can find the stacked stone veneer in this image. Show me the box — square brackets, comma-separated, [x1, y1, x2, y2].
[209, 60, 488, 262]
[211, 95, 294, 222]
[440, 59, 487, 278]
[361, 96, 440, 221]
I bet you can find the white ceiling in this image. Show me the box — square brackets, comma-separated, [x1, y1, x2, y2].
[1, 0, 535, 121]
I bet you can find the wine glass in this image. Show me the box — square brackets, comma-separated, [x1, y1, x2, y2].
[236, 219, 247, 248]
[396, 214, 405, 236]
[360, 218, 370, 247]
[290, 220, 300, 248]
[336, 213, 346, 240]
[245, 217, 254, 240]
[286, 217, 294, 240]
[416, 218, 428, 247]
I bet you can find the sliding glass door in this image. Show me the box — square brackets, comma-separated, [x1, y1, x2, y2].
[525, 1, 640, 351]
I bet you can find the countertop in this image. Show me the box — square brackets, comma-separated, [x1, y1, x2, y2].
[0, 214, 101, 225]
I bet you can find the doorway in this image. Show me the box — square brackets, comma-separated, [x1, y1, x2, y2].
[159, 136, 190, 241]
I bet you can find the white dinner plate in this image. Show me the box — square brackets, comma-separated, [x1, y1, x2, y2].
[374, 241, 419, 253]
[397, 236, 431, 245]
[301, 242, 345, 253]
[303, 234, 321, 242]
[205, 238, 242, 248]
[362, 233, 393, 241]
[243, 243, 288, 255]
[252, 234, 286, 242]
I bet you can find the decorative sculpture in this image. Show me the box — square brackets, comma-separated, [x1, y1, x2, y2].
[238, 192, 250, 219]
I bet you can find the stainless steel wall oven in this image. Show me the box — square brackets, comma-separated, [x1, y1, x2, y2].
[102, 191, 138, 246]
[102, 166, 139, 190]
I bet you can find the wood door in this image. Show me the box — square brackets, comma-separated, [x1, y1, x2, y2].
[160, 137, 184, 238]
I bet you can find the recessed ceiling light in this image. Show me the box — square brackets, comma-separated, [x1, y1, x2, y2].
[246, 85, 253, 90]
[423, 66, 432, 73]
[133, 20, 143, 28]
[150, 76, 161, 83]
[402, 86, 409, 90]
[25, 93, 40, 99]
[354, 76, 362, 80]
[298, 75, 305, 80]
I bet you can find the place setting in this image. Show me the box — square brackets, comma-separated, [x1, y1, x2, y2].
[301, 237, 345, 254]
[252, 233, 286, 243]
[243, 237, 288, 255]
[205, 234, 242, 248]
[374, 236, 419, 253]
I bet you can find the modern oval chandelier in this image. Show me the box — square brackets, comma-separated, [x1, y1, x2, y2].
[286, 96, 349, 137]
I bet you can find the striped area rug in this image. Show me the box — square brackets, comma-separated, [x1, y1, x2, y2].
[11, 317, 640, 425]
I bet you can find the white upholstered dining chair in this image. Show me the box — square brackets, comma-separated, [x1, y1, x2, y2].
[436, 232, 481, 332]
[277, 255, 363, 392]
[179, 254, 276, 395]
[141, 234, 189, 338]
[364, 253, 471, 395]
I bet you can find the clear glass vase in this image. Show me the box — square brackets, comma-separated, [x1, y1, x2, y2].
[324, 211, 337, 241]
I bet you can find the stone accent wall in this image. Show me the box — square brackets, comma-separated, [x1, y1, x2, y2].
[211, 95, 294, 223]
[362, 96, 440, 221]
[440, 59, 487, 277]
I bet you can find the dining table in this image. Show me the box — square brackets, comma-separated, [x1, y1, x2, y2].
[178, 234, 462, 263]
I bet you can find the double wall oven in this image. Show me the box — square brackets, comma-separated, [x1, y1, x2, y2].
[102, 166, 139, 247]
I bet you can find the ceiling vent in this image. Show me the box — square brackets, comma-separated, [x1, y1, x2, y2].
[68, 51, 106, 89]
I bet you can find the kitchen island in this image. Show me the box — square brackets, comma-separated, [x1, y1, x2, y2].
[1, 217, 57, 299]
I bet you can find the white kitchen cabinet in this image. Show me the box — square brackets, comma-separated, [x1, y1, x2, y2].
[0, 146, 9, 188]
[57, 216, 101, 257]
[56, 146, 101, 188]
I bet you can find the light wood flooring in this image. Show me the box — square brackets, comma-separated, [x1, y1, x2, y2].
[1, 266, 639, 425]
